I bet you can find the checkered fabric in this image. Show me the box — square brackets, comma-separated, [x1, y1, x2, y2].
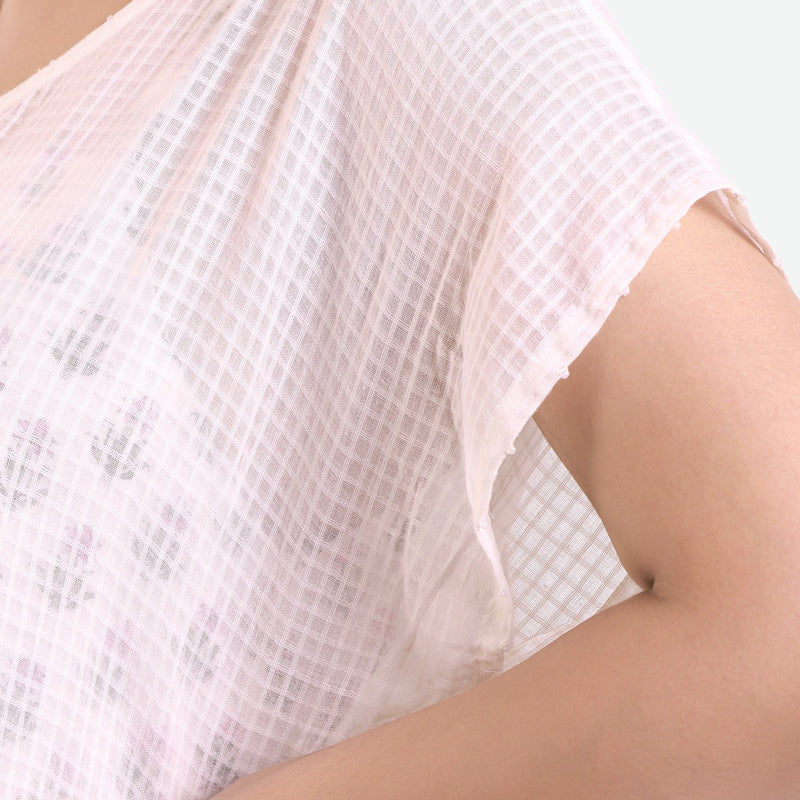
[0, 0, 780, 797]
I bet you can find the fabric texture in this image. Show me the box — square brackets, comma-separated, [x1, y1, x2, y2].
[0, 0, 782, 797]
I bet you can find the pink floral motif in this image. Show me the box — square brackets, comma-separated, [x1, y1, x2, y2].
[18, 751, 80, 800]
[132, 497, 191, 579]
[193, 713, 245, 795]
[189, 411, 219, 464]
[91, 396, 160, 480]
[82, 622, 134, 706]
[19, 237, 74, 285]
[36, 522, 96, 611]
[0, 656, 46, 745]
[175, 603, 220, 682]
[51, 300, 119, 377]
[213, 505, 254, 557]
[117, 724, 168, 800]
[1, 417, 59, 511]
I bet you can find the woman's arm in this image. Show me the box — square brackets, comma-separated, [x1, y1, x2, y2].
[215, 193, 800, 798]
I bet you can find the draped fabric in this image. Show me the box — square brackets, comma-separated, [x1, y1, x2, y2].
[0, 0, 781, 796]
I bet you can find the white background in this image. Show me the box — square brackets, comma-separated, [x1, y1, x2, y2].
[602, 0, 799, 290]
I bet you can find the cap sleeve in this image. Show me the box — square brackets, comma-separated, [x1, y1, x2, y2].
[454, 0, 783, 634]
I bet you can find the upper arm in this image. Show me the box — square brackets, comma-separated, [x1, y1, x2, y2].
[533, 193, 800, 608]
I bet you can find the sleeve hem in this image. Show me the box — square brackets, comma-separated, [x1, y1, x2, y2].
[470, 174, 782, 656]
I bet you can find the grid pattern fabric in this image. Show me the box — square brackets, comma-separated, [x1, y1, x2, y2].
[0, 0, 781, 797]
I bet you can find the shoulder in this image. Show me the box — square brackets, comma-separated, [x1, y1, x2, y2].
[534, 191, 799, 602]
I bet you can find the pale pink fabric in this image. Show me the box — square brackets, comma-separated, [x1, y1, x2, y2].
[0, 0, 782, 797]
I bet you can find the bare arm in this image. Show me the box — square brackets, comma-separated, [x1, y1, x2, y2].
[215, 193, 800, 798]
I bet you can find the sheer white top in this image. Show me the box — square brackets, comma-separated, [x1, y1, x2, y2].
[0, 0, 781, 797]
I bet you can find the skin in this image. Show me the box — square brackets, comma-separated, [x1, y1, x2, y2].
[210, 197, 800, 798]
[4, 2, 800, 796]
[0, 0, 132, 96]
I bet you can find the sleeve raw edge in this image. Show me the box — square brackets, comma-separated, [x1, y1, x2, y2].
[470, 175, 782, 657]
